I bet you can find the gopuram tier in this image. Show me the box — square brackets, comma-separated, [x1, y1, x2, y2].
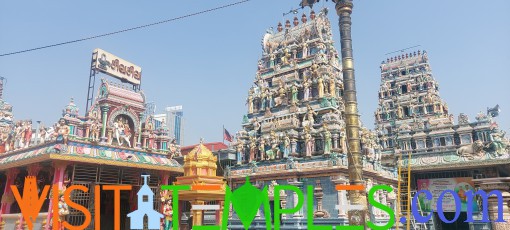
[225, 9, 397, 228]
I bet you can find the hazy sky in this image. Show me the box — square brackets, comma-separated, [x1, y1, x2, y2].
[1, 1, 509, 146]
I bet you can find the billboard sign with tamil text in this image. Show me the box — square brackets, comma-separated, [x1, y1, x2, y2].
[92, 48, 142, 85]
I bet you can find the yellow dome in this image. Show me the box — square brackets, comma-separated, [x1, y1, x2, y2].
[189, 144, 213, 158]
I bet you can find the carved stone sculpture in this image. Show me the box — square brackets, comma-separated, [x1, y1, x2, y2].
[457, 140, 484, 159]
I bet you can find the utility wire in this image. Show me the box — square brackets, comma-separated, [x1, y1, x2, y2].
[0, 0, 250, 57]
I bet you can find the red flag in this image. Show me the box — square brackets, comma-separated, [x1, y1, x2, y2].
[223, 128, 233, 142]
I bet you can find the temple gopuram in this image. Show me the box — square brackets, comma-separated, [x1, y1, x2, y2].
[0, 76, 183, 229]
[376, 51, 510, 229]
[224, 9, 398, 229]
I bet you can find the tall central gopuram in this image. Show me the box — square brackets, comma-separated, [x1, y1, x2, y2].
[225, 9, 397, 229]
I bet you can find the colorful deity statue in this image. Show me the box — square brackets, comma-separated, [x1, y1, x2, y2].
[304, 126, 314, 157]
[57, 194, 70, 230]
[283, 133, 291, 159]
[329, 77, 336, 97]
[259, 138, 266, 160]
[281, 48, 291, 65]
[396, 105, 403, 119]
[38, 125, 48, 144]
[291, 84, 299, 105]
[302, 76, 311, 101]
[278, 79, 286, 98]
[303, 104, 317, 128]
[54, 118, 70, 145]
[323, 124, 332, 155]
[311, 62, 319, 77]
[266, 89, 273, 108]
[317, 75, 325, 98]
[163, 199, 173, 230]
[302, 42, 308, 58]
[113, 117, 132, 148]
[260, 89, 267, 111]
[90, 120, 100, 142]
[23, 120, 32, 148]
[14, 121, 24, 149]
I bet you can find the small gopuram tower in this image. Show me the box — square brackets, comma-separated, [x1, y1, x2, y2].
[174, 142, 226, 228]
[377, 51, 510, 229]
[375, 51, 452, 154]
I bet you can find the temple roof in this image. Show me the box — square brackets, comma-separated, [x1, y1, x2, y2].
[107, 83, 144, 103]
[96, 79, 145, 109]
[0, 140, 183, 172]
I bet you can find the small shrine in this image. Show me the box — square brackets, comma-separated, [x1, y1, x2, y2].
[174, 142, 226, 228]
[0, 76, 183, 229]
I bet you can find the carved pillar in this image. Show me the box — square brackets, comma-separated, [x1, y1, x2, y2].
[191, 200, 204, 227]
[288, 178, 304, 218]
[217, 201, 224, 226]
[142, 136, 147, 149]
[280, 192, 287, 219]
[333, 133, 339, 149]
[380, 190, 388, 218]
[45, 162, 69, 230]
[0, 168, 19, 222]
[313, 180, 329, 218]
[100, 104, 110, 142]
[137, 113, 143, 148]
[160, 173, 170, 186]
[478, 182, 510, 230]
[84, 123, 91, 140]
[107, 128, 113, 145]
[331, 176, 349, 218]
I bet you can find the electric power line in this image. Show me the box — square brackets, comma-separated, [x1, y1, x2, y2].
[0, 0, 250, 57]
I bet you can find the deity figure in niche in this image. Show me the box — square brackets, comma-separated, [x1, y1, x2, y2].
[329, 77, 336, 97]
[113, 116, 132, 148]
[90, 120, 101, 142]
[291, 84, 299, 105]
[323, 124, 332, 155]
[304, 126, 314, 157]
[163, 199, 173, 230]
[283, 133, 291, 159]
[317, 75, 325, 98]
[23, 120, 32, 148]
[54, 118, 70, 145]
[302, 76, 311, 101]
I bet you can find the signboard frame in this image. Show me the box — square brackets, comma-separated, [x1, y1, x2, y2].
[91, 48, 142, 86]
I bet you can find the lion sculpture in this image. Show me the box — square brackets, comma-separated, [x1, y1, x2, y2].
[457, 140, 485, 159]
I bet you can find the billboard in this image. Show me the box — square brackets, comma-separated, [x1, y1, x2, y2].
[92, 48, 142, 85]
[417, 177, 479, 212]
[166, 105, 183, 111]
